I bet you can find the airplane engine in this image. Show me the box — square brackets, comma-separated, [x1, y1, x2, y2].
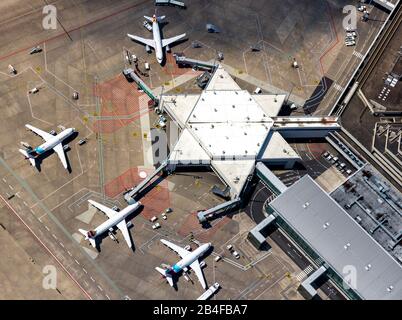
[145, 45, 151, 53]
[166, 45, 171, 52]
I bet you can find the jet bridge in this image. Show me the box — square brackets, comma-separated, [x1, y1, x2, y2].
[174, 55, 218, 71]
[197, 197, 241, 223]
[123, 68, 159, 105]
[124, 161, 168, 204]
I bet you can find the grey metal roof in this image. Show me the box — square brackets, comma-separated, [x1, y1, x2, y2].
[256, 162, 288, 194]
[250, 214, 276, 243]
[270, 175, 402, 300]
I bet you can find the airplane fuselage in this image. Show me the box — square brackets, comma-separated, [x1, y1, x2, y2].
[34, 128, 75, 155]
[152, 18, 164, 64]
[91, 202, 140, 238]
[171, 243, 211, 273]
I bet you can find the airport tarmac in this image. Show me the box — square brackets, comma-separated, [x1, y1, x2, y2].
[0, 0, 377, 300]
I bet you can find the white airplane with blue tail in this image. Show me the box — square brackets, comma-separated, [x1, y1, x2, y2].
[19, 124, 75, 170]
[156, 239, 211, 290]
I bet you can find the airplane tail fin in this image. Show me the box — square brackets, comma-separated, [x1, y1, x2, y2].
[79, 229, 96, 248]
[144, 15, 165, 22]
[155, 267, 174, 286]
[19, 149, 36, 166]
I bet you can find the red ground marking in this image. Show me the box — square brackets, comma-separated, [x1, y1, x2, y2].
[307, 143, 326, 158]
[95, 74, 146, 117]
[0, 0, 149, 62]
[162, 52, 198, 77]
[177, 212, 231, 243]
[104, 167, 170, 220]
[92, 74, 151, 133]
[93, 118, 136, 134]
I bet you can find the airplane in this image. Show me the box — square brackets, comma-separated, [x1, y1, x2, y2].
[156, 239, 211, 290]
[79, 199, 141, 249]
[127, 14, 186, 64]
[19, 124, 75, 170]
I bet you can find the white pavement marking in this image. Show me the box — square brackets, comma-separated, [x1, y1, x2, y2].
[296, 265, 314, 281]
[0, 194, 92, 299]
[333, 83, 343, 92]
[353, 51, 364, 59]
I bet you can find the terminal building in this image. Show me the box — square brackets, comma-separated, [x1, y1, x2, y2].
[267, 175, 402, 300]
[122, 64, 402, 299]
[124, 65, 340, 222]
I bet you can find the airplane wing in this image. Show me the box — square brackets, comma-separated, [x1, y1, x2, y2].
[53, 143, 68, 169]
[127, 34, 156, 48]
[160, 239, 190, 259]
[116, 220, 132, 248]
[25, 124, 53, 141]
[190, 260, 207, 289]
[88, 199, 116, 219]
[161, 33, 186, 48]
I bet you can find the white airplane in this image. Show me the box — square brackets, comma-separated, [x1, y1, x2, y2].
[156, 239, 211, 290]
[19, 124, 75, 170]
[79, 199, 141, 249]
[127, 14, 186, 64]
